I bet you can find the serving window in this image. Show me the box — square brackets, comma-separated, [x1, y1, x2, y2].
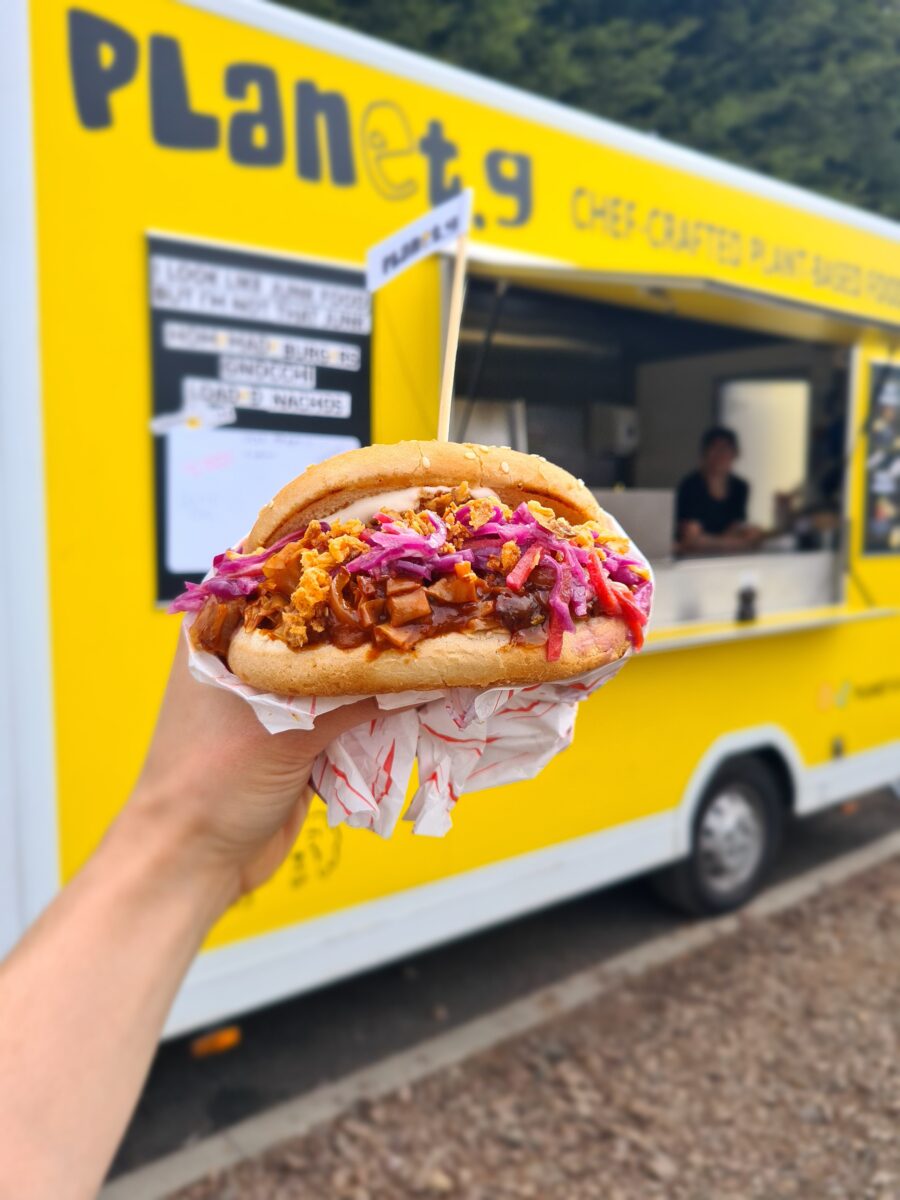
[454, 275, 852, 631]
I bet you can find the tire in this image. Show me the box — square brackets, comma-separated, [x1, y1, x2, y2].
[653, 755, 785, 916]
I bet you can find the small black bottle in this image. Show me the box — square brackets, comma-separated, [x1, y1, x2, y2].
[736, 582, 757, 623]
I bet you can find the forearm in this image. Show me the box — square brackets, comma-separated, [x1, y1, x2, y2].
[0, 637, 368, 1197]
[0, 792, 236, 1200]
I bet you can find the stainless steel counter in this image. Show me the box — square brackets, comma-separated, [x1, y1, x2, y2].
[648, 551, 840, 628]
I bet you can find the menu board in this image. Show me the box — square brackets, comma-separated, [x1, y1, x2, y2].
[864, 365, 900, 554]
[148, 236, 371, 600]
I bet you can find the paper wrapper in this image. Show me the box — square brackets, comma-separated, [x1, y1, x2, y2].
[186, 628, 630, 838]
[185, 510, 650, 838]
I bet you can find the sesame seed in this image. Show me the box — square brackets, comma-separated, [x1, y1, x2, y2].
[501, 460, 510, 473]
[577, 478, 585, 486]
[478, 444, 489, 451]
[421, 455, 431, 468]
[464, 449, 477, 460]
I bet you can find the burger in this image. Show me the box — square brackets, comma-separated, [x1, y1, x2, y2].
[171, 441, 651, 695]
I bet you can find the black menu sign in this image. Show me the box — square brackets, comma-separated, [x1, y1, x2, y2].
[148, 235, 371, 601]
[864, 364, 900, 554]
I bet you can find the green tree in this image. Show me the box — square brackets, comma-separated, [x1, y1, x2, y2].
[284, 0, 900, 219]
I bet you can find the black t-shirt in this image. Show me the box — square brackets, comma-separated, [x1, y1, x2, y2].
[676, 470, 749, 536]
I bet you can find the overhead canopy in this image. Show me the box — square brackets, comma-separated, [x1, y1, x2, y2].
[461, 242, 900, 346]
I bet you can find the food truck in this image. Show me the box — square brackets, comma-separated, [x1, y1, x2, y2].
[3, 0, 900, 1034]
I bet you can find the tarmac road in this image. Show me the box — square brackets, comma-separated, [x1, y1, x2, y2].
[112, 788, 900, 1179]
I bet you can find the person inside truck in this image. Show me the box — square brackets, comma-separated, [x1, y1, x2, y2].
[676, 425, 764, 555]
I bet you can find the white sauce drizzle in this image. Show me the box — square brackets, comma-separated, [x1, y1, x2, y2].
[327, 486, 501, 525]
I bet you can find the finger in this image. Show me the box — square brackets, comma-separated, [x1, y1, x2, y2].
[161, 627, 230, 716]
[272, 697, 383, 759]
[311, 697, 382, 738]
[269, 697, 426, 769]
[162, 627, 274, 744]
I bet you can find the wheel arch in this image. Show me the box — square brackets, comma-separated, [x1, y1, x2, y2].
[673, 725, 807, 858]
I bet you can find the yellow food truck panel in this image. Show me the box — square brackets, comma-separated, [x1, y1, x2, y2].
[1, 0, 898, 1029]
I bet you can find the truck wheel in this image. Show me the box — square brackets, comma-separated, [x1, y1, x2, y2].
[653, 756, 784, 916]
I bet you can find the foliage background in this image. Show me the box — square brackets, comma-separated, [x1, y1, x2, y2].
[282, 0, 900, 219]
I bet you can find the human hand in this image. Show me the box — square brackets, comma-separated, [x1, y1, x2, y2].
[130, 635, 380, 903]
[0, 633, 386, 1199]
[741, 524, 766, 547]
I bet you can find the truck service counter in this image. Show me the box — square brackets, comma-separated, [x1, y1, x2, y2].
[649, 550, 839, 628]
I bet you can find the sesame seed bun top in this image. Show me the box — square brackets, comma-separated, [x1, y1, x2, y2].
[245, 440, 605, 550]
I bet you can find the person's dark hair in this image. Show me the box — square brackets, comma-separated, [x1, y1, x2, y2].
[700, 425, 739, 455]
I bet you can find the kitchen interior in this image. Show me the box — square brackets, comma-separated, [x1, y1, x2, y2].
[452, 277, 851, 632]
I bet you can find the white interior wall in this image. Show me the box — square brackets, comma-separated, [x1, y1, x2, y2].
[720, 379, 811, 527]
[635, 342, 839, 489]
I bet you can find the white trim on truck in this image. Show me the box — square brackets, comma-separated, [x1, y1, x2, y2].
[0, 0, 60, 945]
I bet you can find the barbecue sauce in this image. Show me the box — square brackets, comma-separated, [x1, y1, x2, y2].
[192, 566, 574, 660]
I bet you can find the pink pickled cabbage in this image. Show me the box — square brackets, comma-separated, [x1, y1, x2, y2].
[211, 528, 314, 576]
[602, 553, 646, 588]
[169, 528, 306, 612]
[170, 494, 652, 651]
[538, 553, 576, 633]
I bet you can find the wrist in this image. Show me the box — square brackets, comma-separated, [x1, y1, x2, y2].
[111, 783, 241, 927]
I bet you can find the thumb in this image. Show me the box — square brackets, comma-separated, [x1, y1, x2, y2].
[268, 697, 424, 771]
[310, 698, 424, 747]
[267, 698, 384, 767]
[305, 698, 385, 751]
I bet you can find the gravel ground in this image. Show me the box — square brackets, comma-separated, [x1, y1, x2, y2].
[174, 858, 900, 1200]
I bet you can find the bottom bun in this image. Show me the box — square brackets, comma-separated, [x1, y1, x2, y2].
[226, 619, 631, 696]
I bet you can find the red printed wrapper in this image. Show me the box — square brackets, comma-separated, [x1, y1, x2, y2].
[183, 515, 650, 838]
[186, 628, 632, 838]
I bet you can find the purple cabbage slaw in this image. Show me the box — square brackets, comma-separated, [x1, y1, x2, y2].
[169, 503, 653, 631]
